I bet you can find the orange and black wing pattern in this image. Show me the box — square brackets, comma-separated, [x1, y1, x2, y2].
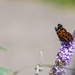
[55, 24, 74, 43]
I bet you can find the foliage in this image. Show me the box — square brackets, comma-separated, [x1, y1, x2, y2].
[0, 46, 7, 51]
[0, 67, 11, 75]
[40, 0, 75, 8]
[0, 47, 11, 75]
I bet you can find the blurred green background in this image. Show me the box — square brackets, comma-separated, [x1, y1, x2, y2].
[4, 0, 75, 8]
[40, 0, 75, 8]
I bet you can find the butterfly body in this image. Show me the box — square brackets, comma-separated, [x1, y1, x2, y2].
[55, 24, 74, 43]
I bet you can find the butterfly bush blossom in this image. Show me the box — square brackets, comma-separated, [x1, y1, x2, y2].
[49, 30, 75, 75]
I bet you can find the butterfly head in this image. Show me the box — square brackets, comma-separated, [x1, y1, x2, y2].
[55, 24, 64, 33]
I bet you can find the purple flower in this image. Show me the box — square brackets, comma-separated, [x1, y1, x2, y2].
[49, 31, 75, 75]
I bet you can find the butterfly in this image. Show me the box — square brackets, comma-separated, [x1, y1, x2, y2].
[55, 24, 74, 43]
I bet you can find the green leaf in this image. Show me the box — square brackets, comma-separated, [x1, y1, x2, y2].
[0, 67, 11, 75]
[0, 46, 7, 51]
